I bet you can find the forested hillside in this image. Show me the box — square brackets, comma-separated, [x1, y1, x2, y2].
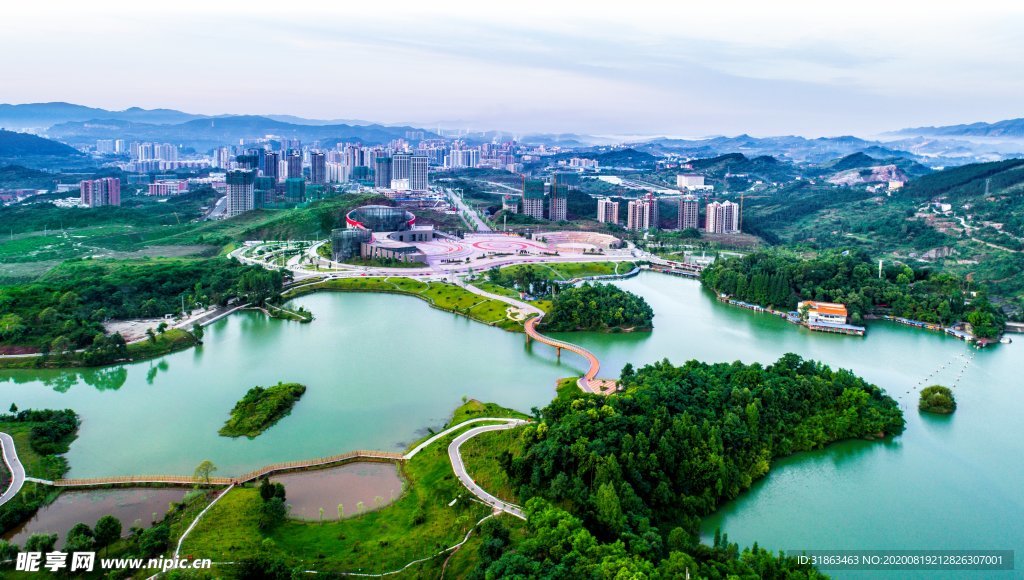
[701, 249, 1004, 336]
[0, 130, 81, 157]
[474, 354, 902, 576]
[741, 159, 1024, 319]
[0, 258, 281, 355]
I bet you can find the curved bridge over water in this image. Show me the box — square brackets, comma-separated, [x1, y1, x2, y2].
[524, 316, 602, 392]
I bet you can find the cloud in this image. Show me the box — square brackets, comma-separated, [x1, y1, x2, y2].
[1, 1, 1022, 136]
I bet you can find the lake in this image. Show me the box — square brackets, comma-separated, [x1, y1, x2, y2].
[2, 272, 1020, 578]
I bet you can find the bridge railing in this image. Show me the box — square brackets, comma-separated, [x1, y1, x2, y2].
[53, 475, 234, 487]
[50, 450, 405, 488]
[236, 450, 405, 482]
[525, 318, 601, 381]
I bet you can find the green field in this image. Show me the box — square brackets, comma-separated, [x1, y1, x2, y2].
[181, 400, 527, 575]
[284, 277, 522, 331]
[497, 260, 635, 282]
[458, 426, 523, 505]
[0, 193, 386, 283]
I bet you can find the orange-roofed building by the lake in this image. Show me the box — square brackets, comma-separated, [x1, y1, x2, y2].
[798, 301, 849, 325]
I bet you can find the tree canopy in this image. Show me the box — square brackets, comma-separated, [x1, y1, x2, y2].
[505, 354, 903, 549]
[702, 248, 1004, 336]
[542, 283, 654, 332]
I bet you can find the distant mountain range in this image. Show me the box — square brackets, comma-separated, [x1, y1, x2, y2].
[1, 102, 1022, 164]
[889, 118, 1024, 138]
[633, 133, 1024, 166]
[0, 103, 434, 148]
[45, 116, 438, 150]
[636, 134, 927, 164]
[0, 102, 205, 129]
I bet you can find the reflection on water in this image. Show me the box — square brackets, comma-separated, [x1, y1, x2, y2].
[0, 366, 130, 393]
[3, 487, 187, 548]
[271, 462, 404, 521]
[145, 360, 169, 385]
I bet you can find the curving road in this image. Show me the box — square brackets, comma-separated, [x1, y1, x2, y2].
[0, 432, 26, 507]
[448, 420, 528, 519]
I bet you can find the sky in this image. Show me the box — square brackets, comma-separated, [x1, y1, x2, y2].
[2, 1, 1022, 137]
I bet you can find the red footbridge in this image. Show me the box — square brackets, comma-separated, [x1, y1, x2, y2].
[525, 316, 608, 393]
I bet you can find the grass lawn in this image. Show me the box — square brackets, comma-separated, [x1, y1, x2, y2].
[497, 260, 635, 283]
[283, 277, 522, 331]
[181, 400, 529, 575]
[0, 423, 67, 481]
[458, 426, 524, 506]
[126, 328, 198, 361]
[472, 280, 522, 300]
[180, 487, 265, 559]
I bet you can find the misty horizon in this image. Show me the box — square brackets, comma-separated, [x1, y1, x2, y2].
[3, 1, 1022, 138]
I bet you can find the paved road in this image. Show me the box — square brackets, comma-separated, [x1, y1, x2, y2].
[404, 417, 527, 460]
[0, 432, 26, 507]
[445, 188, 492, 232]
[448, 420, 528, 519]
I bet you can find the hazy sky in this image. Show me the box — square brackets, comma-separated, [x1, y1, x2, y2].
[2, 1, 1022, 137]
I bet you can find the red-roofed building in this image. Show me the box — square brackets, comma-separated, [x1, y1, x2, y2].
[798, 301, 849, 325]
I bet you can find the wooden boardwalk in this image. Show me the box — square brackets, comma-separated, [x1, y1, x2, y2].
[49, 450, 405, 488]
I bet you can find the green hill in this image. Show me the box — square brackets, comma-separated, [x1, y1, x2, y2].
[0, 130, 81, 157]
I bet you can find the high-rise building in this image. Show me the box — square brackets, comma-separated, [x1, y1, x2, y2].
[285, 178, 306, 203]
[410, 155, 429, 191]
[113, 139, 126, 154]
[254, 176, 276, 208]
[226, 170, 255, 217]
[156, 143, 178, 162]
[96, 140, 115, 154]
[310, 152, 326, 184]
[326, 162, 349, 183]
[677, 194, 699, 230]
[597, 197, 619, 224]
[391, 153, 411, 190]
[626, 194, 657, 231]
[80, 178, 121, 207]
[447, 148, 479, 168]
[548, 184, 567, 222]
[705, 200, 740, 233]
[235, 154, 259, 170]
[374, 157, 392, 189]
[287, 150, 303, 179]
[522, 179, 546, 220]
[213, 147, 231, 169]
[263, 151, 280, 181]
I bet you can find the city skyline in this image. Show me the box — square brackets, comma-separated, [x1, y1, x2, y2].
[3, 1, 1023, 137]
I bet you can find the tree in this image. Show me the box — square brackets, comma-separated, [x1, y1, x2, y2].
[0, 540, 16, 562]
[24, 533, 57, 554]
[94, 515, 123, 554]
[137, 524, 170, 558]
[259, 498, 287, 530]
[259, 478, 275, 501]
[65, 522, 95, 553]
[919, 385, 957, 414]
[194, 460, 217, 484]
[192, 322, 204, 342]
